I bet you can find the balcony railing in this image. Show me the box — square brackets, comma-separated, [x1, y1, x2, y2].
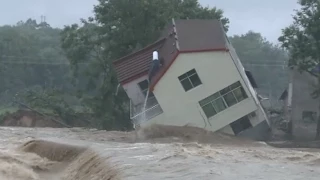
[130, 96, 163, 126]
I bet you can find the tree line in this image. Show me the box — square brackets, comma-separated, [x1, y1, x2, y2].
[0, 0, 292, 130]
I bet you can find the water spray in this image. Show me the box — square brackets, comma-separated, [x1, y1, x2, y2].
[115, 83, 120, 96]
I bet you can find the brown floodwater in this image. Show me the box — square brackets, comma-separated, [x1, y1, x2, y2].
[0, 125, 319, 180]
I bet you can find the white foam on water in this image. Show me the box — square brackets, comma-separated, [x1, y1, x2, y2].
[1, 127, 320, 179]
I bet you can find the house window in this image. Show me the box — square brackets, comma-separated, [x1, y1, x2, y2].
[248, 111, 257, 119]
[199, 81, 248, 118]
[302, 111, 316, 123]
[230, 115, 252, 135]
[138, 80, 154, 97]
[178, 69, 202, 91]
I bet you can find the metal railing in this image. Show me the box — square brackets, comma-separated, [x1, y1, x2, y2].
[130, 96, 163, 126]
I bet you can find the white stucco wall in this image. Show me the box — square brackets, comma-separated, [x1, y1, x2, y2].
[152, 51, 259, 132]
[218, 108, 265, 135]
[122, 75, 148, 105]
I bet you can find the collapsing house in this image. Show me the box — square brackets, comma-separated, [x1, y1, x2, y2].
[113, 19, 270, 140]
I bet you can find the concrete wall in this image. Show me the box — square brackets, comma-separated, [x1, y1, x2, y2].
[280, 84, 292, 135]
[122, 75, 148, 106]
[218, 108, 270, 140]
[242, 108, 271, 140]
[290, 69, 319, 140]
[152, 51, 261, 132]
[238, 120, 270, 141]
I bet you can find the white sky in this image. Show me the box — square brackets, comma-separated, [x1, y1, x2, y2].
[0, 0, 300, 42]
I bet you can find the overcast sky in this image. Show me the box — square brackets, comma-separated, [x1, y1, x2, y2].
[0, 0, 299, 43]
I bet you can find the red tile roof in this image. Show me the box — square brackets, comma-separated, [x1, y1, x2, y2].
[113, 38, 166, 84]
[175, 19, 228, 51]
[112, 19, 229, 87]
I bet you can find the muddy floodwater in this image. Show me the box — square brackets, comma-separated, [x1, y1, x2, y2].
[0, 126, 319, 180]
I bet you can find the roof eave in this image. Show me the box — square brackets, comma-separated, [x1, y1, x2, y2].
[119, 71, 149, 85]
[179, 48, 229, 53]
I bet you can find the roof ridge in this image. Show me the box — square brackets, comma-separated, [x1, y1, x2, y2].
[113, 38, 166, 65]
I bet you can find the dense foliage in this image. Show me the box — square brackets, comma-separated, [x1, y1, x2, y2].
[0, 19, 83, 126]
[0, 20, 69, 103]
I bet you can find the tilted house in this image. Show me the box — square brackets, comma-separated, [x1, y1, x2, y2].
[113, 19, 270, 140]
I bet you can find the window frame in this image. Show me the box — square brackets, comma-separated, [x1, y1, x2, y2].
[178, 69, 202, 91]
[230, 115, 253, 135]
[138, 80, 154, 97]
[302, 111, 317, 123]
[199, 81, 248, 119]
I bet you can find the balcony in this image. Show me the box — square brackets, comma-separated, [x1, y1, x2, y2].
[130, 96, 163, 126]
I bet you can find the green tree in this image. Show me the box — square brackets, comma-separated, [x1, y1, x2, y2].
[0, 18, 69, 95]
[278, 0, 320, 138]
[0, 19, 78, 125]
[60, 0, 229, 130]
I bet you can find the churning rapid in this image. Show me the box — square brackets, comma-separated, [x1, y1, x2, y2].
[0, 125, 320, 180]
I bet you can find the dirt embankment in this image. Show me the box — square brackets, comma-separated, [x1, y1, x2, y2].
[0, 109, 90, 128]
